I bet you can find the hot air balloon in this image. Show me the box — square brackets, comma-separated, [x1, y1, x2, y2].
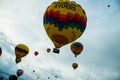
[72, 63, 78, 70]
[9, 75, 17, 80]
[17, 69, 24, 77]
[108, 5, 110, 7]
[0, 46, 2, 56]
[71, 42, 83, 57]
[34, 51, 39, 56]
[47, 48, 51, 53]
[48, 77, 50, 79]
[33, 70, 35, 72]
[37, 77, 39, 79]
[43, 0, 87, 53]
[15, 44, 29, 64]
[55, 75, 57, 78]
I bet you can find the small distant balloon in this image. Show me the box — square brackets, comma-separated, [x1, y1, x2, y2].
[108, 5, 110, 7]
[37, 77, 39, 79]
[55, 75, 57, 78]
[47, 48, 51, 53]
[71, 42, 83, 57]
[15, 44, 29, 64]
[17, 69, 24, 77]
[48, 77, 50, 79]
[9, 75, 17, 80]
[34, 51, 39, 56]
[33, 70, 35, 72]
[0, 46, 2, 56]
[72, 63, 78, 70]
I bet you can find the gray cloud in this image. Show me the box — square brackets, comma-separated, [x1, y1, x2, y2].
[0, 0, 120, 80]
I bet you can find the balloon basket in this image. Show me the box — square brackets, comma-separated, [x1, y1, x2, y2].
[53, 48, 60, 54]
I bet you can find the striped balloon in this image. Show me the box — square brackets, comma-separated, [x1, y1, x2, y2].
[71, 42, 83, 57]
[15, 44, 29, 63]
[43, 0, 87, 48]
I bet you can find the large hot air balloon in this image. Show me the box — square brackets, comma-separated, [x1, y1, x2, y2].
[0, 46, 2, 56]
[71, 42, 83, 57]
[9, 75, 18, 80]
[15, 44, 29, 64]
[43, 0, 87, 53]
[72, 63, 78, 70]
[34, 51, 39, 56]
[17, 69, 24, 77]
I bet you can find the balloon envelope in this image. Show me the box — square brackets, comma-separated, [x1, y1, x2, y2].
[43, 1, 87, 48]
[0, 46, 2, 56]
[34, 51, 39, 56]
[17, 69, 24, 77]
[9, 75, 17, 80]
[15, 44, 29, 63]
[71, 42, 83, 57]
[72, 63, 78, 70]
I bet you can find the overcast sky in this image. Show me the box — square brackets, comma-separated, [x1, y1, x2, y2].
[0, 0, 120, 80]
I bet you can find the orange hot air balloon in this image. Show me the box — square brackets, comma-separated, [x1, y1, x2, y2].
[71, 42, 83, 57]
[34, 51, 39, 56]
[47, 48, 51, 53]
[15, 44, 29, 64]
[72, 63, 78, 70]
[0, 46, 2, 56]
[43, 0, 87, 53]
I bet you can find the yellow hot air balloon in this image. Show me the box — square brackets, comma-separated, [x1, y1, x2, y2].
[43, 0, 87, 53]
[72, 63, 78, 70]
[15, 44, 29, 64]
[71, 42, 83, 57]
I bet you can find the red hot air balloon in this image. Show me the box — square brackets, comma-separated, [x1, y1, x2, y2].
[34, 51, 39, 56]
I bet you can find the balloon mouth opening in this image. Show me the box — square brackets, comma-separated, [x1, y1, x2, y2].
[51, 34, 69, 48]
